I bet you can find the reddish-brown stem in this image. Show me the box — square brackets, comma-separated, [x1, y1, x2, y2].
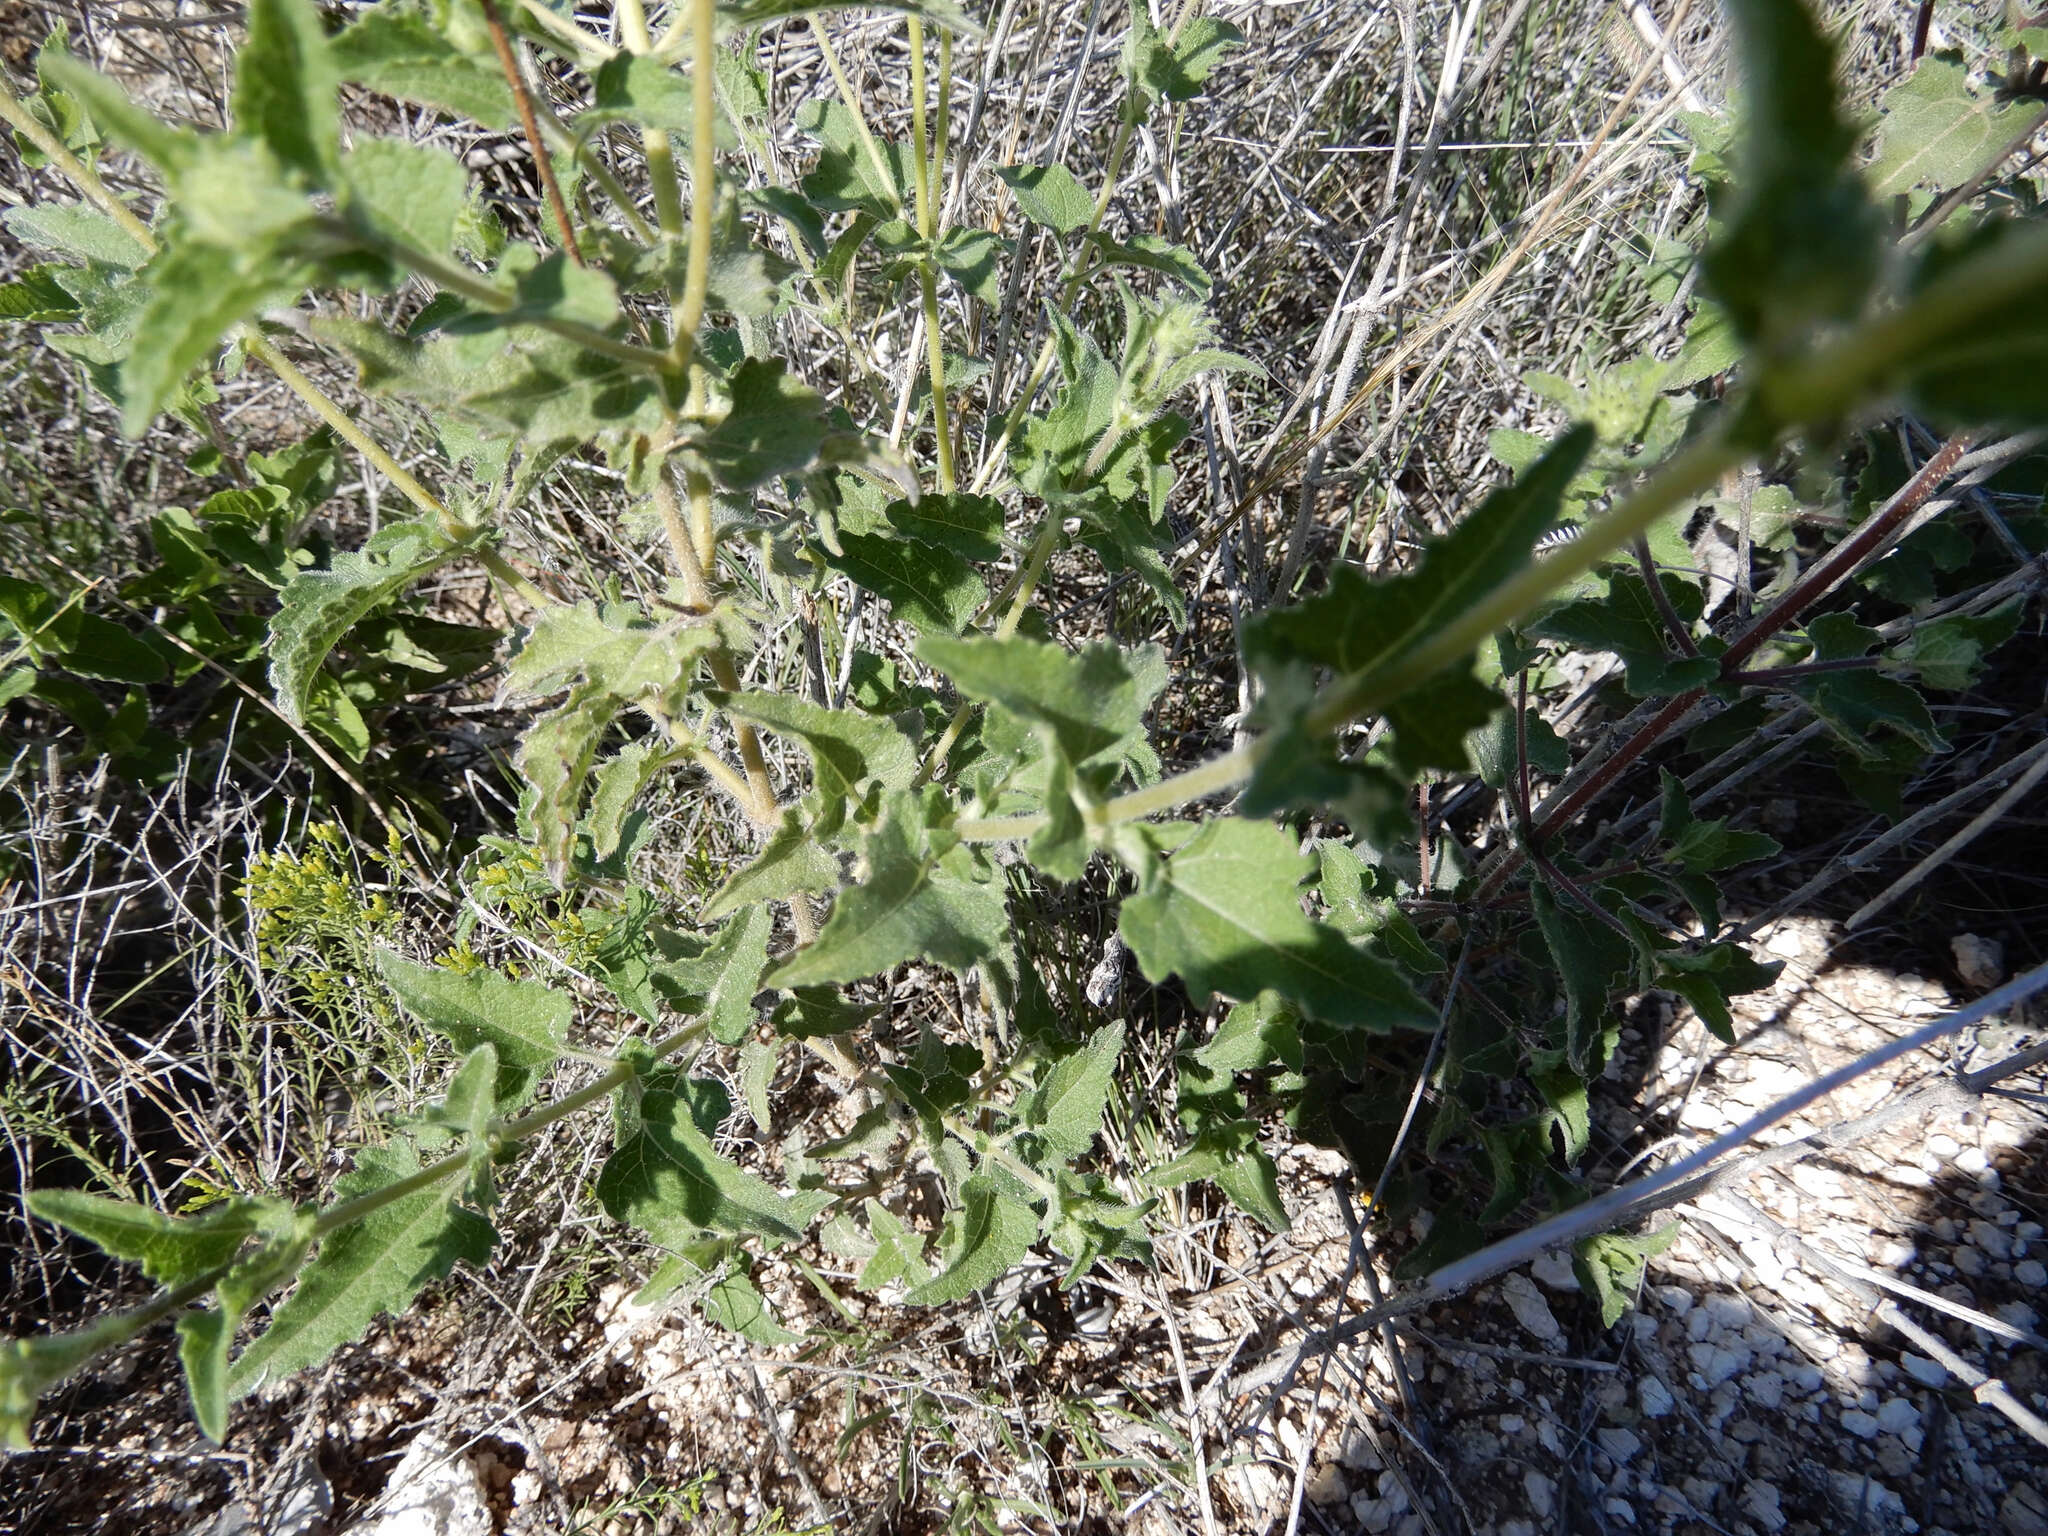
[1513, 668, 1534, 833]
[480, 0, 586, 267]
[1531, 849, 1635, 940]
[1634, 534, 1700, 657]
[1719, 432, 1972, 674]
[1475, 431, 1973, 903]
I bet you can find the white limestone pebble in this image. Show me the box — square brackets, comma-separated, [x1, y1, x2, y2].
[1841, 1409, 1881, 1439]
[1500, 1273, 1563, 1344]
[1639, 1377, 1676, 1418]
[1598, 1428, 1642, 1465]
[1902, 1355, 1948, 1388]
[1876, 1398, 1918, 1435]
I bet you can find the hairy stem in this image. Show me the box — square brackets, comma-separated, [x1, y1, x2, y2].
[480, 0, 585, 266]
[909, 17, 957, 494]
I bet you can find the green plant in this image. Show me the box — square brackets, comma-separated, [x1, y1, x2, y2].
[1, 0, 2042, 1458]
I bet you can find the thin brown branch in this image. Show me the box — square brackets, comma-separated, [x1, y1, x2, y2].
[480, 0, 586, 267]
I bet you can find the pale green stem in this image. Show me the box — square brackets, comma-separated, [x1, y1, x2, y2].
[516, 0, 619, 63]
[239, 334, 450, 519]
[0, 84, 156, 251]
[809, 16, 904, 215]
[616, 0, 691, 349]
[908, 17, 956, 493]
[673, 0, 721, 387]
[933, 30, 954, 198]
[476, 546, 552, 611]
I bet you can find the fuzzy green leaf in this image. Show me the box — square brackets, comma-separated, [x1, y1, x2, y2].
[717, 690, 920, 807]
[887, 492, 1006, 561]
[329, 7, 514, 127]
[997, 162, 1094, 232]
[931, 227, 1006, 304]
[1573, 1223, 1680, 1328]
[702, 1266, 804, 1345]
[1700, 0, 1880, 348]
[39, 55, 201, 175]
[769, 792, 1009, 988]
[1117, 819, 1435, 1031]
[1532, 571, 1717, 697]
[373, 950, 571, 1107]
[177, 1209, 316, 1440]
[1658, 770, 1780, 874]
[28, 1192, 293, 1287]
[1528, 881, 1631, 1074]
[507, 600, 726, 709]
[228, 1143, 493, 1396]
[1148, 1120, 1288, 1232]
[902, 1175, 1038, 1305]
[1246, 425, 1594, 774]
[314, 313, 664, 446]
[688, 358, 833, 489]
[1868, 57, 2033, 196]
[236, 0, 339, 184]
[1896, 601, 2024, 691]
[345, 139, 468, 257]
[1791, 612, 1945, 765]
[1021, 1022, 1124, 1160]
[2, 205, 150, 268]
[823, 533, 987, 635]
[1124, 10, 1242, 113]
[648, 905, 774, 1047]
[1085, 231, 1210, 294]
[597, 1089, 805, 1247]
[919, 634, 1165, 784]
[856, 1199, 933, 1293]
[120, 237, 300, 437]
[269, 517, 464, 725]
[703, 810, 844, 920]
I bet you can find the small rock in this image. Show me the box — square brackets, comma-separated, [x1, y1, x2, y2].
[1656, 1285, 1694, 1317]
[1956, 1246, 1988, 1278]
[1746, 1372, 1785, 1410]
[2016, 1258, 2048, 1287]
[1973, 1220, 2015, 1260]
[1688, 1341, 1750, 1386]
[1874, 1238, 1916, 1269]
[1524, 1471, 1557, 1518]
[1306, 1464, 1348, 1505]
[356, 1434, 492, 1536]
[1530, 1251, 1580, 1291]
[1704, 1295, 1751, 1329]
[1603, 1497, 1638, 1525]
[1952, 933, 2006, 989]
[1928, 1133, 1961, 1159]
[1639, 1377, 1676, 1418]
[1598, 1429, 1642, 1465]
[1500, 1273, 1563, 1344]
[1741, 1480, 1788, 1534]
[1841, 1409, 1882, 1439]
[1876, 1397, 1918, 1435]
[1902, 1354, 1948, 1388]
